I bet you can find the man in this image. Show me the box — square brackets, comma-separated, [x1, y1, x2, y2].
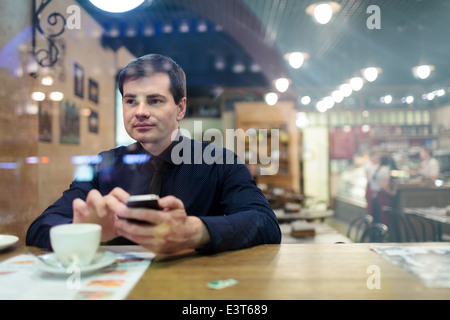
[417, 147, 440, 180]
[26, 54, 281, 254]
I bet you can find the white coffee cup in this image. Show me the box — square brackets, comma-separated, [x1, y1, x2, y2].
[50, 223, 101, 267]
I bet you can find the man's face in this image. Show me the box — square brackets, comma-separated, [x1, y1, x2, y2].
[122, 72, 186, 154]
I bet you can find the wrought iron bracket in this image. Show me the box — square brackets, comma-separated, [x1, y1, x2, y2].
[32, 0, 66, 68]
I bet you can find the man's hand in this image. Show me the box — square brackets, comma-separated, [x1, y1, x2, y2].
[114, 195, 210, 253]
[73, 187, 130, 241]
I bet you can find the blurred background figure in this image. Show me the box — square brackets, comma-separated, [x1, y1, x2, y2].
[415, 147, 440, 181]
[364, 150, 380, 217]
[370, 155, 397, 224]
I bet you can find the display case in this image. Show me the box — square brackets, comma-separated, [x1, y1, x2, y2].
[235, 101, 300, 192]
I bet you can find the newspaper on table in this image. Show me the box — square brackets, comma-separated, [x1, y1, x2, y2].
[371, 245, 450, 288]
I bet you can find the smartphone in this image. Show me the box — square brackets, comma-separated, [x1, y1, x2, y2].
[126, 194, 161, 210]
[119, 194, 162, 225]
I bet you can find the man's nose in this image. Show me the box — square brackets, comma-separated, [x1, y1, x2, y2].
[135, 101, 150, 118]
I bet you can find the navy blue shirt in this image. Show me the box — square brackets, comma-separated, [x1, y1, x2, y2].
[26, 136, 281, 254]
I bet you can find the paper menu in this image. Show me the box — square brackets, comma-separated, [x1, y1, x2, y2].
[0, 251, 153, 300]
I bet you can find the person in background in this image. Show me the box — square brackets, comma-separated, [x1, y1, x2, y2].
[364, 150, 380, 217]
[416, 147, 440, 181]
[26, 53, 281, 254]
[370, 155, 397, 224]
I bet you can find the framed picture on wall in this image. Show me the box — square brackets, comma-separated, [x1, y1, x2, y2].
[60, 100, 80, 144]
[38, 99, 53, 142]
[88, 109, 99, 133]
[74, 63, 84, 98]
[88, 78, 99, 103]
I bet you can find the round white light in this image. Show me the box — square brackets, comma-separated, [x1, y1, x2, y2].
[275, 78, 289, 93]
[350, 77, 364, 91]
[31, 91, 46, 101]
[331, 90, 344, 103]
[414, 64, 432, 80]
[89, 0, 145, 13]
[314, 3, 333, 24]
[316, 100, 328, 113]
[49, 91, 64, 101]
[288, 52, 304, 69]
[323, 96, 335, 109]
[340, 83, 352, 97]
[296, 112, 309, 129]
[405, 96, 414, 104]
[41, 76, 53, 86]
[383, 95, 392, 104]
[300, 96, 311, 105]
[265, 92, 278, 106]
[363, 67, 379, 82]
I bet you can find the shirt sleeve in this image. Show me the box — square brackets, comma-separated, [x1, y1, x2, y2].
[26, 180, 97, 250]
[196, 156, 281, 254]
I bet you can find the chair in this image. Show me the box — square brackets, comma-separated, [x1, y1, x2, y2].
[346, 215, 373, 243]
[404, 212, 439, 242]
[360, 223, 389, 243]
[381, 206, 410, 242]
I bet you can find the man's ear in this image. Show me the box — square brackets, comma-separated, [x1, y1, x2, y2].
[176, 97, 187, 121]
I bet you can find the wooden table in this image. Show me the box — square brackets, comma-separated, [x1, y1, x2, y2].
[274, 209, 334, 223]
[2, 243, 450, 300]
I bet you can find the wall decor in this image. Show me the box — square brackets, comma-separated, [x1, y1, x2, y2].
[74, 63, 84, 98]
[88, 78, 99, 103]
[59, 100, 80, 144]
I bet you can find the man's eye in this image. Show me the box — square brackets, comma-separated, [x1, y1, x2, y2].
[147, 98, 163, 105]
[124, 99, 137, 105]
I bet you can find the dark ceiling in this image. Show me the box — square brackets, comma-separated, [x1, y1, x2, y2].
[76, 0, 450, 108]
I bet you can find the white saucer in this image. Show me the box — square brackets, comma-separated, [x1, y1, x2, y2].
[35, 251, 116, 275]
[0, 235, 19, 251]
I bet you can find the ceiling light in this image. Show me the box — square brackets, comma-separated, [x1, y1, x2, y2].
[49, 91, 64, 101]
[323, 96, 335, 109]
[350, 77, 364, 91]
[362, 67, 382, 82]
[306, 2, 341, 25]
[412, 64, 434, 80]
[316, 100, 327, 113]
[31, 91, 46, 101]
[41, 76, 53, 86]
[300, 96, 311, 105]
[380, 95, 392, 104]
[275, 78, 290, 93]
[265, 92, 278, 106]
[331, 90, 344, 103]
[89, 0, 145, 13]
[339, 83, 352, 97]
[402, 96, 414, 104]
[284, 52, 309, 69]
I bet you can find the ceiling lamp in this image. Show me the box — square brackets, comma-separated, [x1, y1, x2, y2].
[362, 67, 382, 82]
[349, 77, 364, 91]
[339, 83, 352, 97]
[412, 64, 434, 80]
[274, 78, 290, 93]
[89, 0, 146, 13]
[31, 91, 46, 101]
[284, 52, 309, 69]
[306, 2, 341, 25]
[265, 92, 278, 106]
[300, 96, 311, 105]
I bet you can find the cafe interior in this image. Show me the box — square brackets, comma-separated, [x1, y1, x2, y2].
[1, 0, 450, 300]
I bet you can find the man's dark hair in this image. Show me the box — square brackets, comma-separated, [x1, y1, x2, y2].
[118, 54, 186, 104]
